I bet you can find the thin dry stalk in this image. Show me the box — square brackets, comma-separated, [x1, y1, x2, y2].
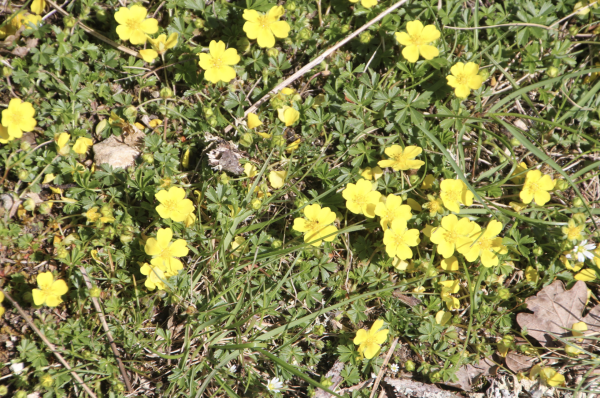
[0, 288, 98, 398]
[223, 0, 409, 134]
[79, 266, 134, 393]
[369, 337, 399, 398]
[46, 0, 139, 58]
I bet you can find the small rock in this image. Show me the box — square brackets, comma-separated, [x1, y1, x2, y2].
[93, 135, 142, 169]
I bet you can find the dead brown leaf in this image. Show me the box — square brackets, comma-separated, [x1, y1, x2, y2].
[442, 357, 497, 391]
[516, 280, 587, 346]
[505, 352, 536, 373]
[11, 46, 29, 58]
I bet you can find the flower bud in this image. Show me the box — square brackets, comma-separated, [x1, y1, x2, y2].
[555, 179, 568, 191]
[409, 175, 419, 185]
[547, 66, 559, 78]
[89, 287, 101, 298]
[573, 197, 584, 207]
[14, 391, 27, 398]
[40, 374, 53, 388]
[124, 106, 137, 121]
[204, 108, 214, 117]
[194, 18, 205, 29]
[96, 8, 108, 22]
[299, 29, 311, 41]
[498, 288, 511, 300]
[23, 198, 36, 212]
[266, 48, 279, 58]
[359, 31, 372, 44]
[569, 26, 579, 36]
[208, 117, 218, 127]
[142, 153, 154, 163]
[341, 24, 351, 34]
[17, 169, 29, 181]
[2, 66, 12, 77]
[285, 1, 297, 10]
[0, 385, 8, 396]
[404, 360, 416, 371]
[120, 233, 134, 244]
[114, 383, 125, 392]
[20, 141, 31, 151]
[272, 239, 283, 249]
[508, 138, 520, 148]
[64, 16, 76, 28]
[56, 247, 68, 259]
[532, 246, 543, 256]
[160, 87, 174, 99]
[478, 69, 490, 80]
[186, 306, 196, 315]
[429, 371, 441, 383]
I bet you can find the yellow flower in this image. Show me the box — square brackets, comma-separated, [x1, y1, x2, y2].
[562, 219, 585, 241]
[383, 219, 420, 259]
[575, 0, 599, 15]
[413, 286, 426, 294]
[55, 132, 70, 155]
[286, 139, 301, 153]
[114, 5, 158, 45]
[520, 170, 555, 206]
[440, 256, 459, 272]
[525, 266, 539, 283]
[440, 279, 459, 293]
[182, 148, 190, 169]
[349, 0, 378, 8]
[435, 310, 452, 325]
[269, 170, 287, 188]
[377, 145, 424, 171]
[244, 163, 258, 178]
[440, 179, 473, 213]
[374, 194, 412, 230]
[31, 0, 45, 14]
[446, 62, 485, 98]
[431, 215, 475, 258]
[421, 174, 435, 190]
[443, 296, 460, 310]
[85, 207, 101, 223]
[140, 263, 167, 290]
[144, 228, 189, 277]
[342, 178, 381, 218]
[0, 125, 10, 144]
[293, 204, 338, 246]
[231, 236, 247, 253]
[247, 113, 262, 129]
[510, 162, 528, 184]
[353, 319, 389, 359]
[572, 321, 587, 339]
[561, 253, 584, 272]
[575, 268, 596, 281]
[242, 6, 291, 48]
[423, 195, 444, 216]
[594, 247, 600, 268]
[361, 166, 383, 181]
[73, 137, 93, 154]
[139, 32, 179, 62]
[0, 12, 41, 39]
[155, 187, 195, 223]
[184, 211, 196, 227]
[406, 198, 421, 212]
[149, 119, 162, 128]
[198, 40, 240, 84]
[277, 106, 300, 126]
[1, 98, 37, 141]
[394, 20, 440, 63]
[458, 220, 507, 267]
[32, 272, 68, 307]
[539, 367, 565, 387]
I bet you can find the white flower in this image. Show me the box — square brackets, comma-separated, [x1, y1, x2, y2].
[10, 362, 25, 375]
[266, 377, 284, 392]
[390, 363, 399, 373]
[229, 364, 237, 373]
[567, 240, 597, 263]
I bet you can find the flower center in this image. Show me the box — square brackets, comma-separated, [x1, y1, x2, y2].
[257, 15, 271, 30]
[352, 192, 368, 206]
[125, 18, 141, 31]
[392, 154, 408, 168]
[210, 57, 223, 69]
[429, 201, 440, 212]
[163, 199, 178, 212]
[443, 230, 458, 244]
[392, 232, 406, 247]
[527, 181, 540, 193]
[476, 237, 492, 250]
[305, 219, 322, 232]
[444, 189, 460, 202]
[158, 246, 173, 260]
[455, 73, 469, 85]
[8, 110, 22, 124]
[409, 34, 426, 46]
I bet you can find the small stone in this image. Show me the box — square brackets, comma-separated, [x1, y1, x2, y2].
[93, 134, 144, 169]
